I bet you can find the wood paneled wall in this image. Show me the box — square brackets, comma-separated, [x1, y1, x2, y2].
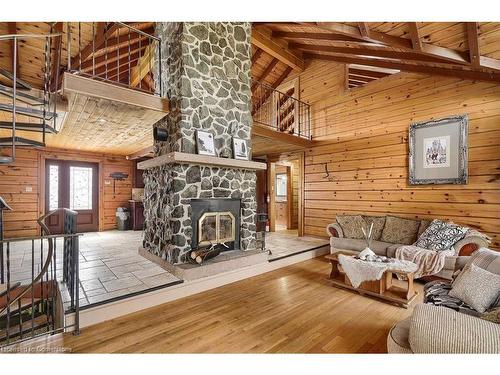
[0, 147, 133, 238]
[283, 60, 500, 248]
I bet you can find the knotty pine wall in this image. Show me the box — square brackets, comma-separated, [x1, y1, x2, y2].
[284, 60, 500, 248]
[0, 147, 134, 238]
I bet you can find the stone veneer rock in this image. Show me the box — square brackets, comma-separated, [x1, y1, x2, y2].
[142, 22, 257, 265]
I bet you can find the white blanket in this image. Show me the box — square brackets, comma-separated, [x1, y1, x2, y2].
[338, 255, 417, 289]
[395, 245, 454, 279]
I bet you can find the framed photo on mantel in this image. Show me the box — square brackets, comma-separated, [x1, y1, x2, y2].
[409, 115, 468, 185]
[195, 130, 216, 156]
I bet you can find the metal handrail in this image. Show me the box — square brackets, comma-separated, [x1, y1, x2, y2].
[65, 22, 162, 96]
[0, 33, 63, 40]
[252, 79, 312, 140]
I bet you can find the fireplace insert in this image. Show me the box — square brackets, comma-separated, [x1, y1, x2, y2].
[190, 198, 241, 251]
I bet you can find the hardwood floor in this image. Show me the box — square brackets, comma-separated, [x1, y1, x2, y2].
[11, 256, 423, 353]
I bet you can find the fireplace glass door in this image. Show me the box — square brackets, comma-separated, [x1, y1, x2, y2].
[199, 212, 235, 246]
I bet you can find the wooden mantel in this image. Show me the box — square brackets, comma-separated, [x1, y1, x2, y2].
[137, 152, 267, 170]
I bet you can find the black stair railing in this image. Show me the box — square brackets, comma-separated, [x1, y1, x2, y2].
[0, 208, 81, 347]
[252, 79, 312, 140]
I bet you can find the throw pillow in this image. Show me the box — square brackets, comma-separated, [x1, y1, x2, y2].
[454, 247, 500, 290]
[380, 216, 420, 245]
[449, 264, 500, 313]
[481, 307, 500, 324]
[362, 216, 386, 241]
[336, 215, 365, 239]
[415, 219, 468, 251]
[417, 219, 432, 238]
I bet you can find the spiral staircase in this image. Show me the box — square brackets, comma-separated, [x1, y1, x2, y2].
[0, 29, 61, 164]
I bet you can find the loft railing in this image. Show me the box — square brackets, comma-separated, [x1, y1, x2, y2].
[0, 209, 81, 347]
[65, 22, 162, 96]
[252, 80, 311, 140]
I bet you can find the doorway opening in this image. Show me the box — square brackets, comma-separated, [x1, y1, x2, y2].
[266, 153, 304, 237]
[45, 159, 99, 233]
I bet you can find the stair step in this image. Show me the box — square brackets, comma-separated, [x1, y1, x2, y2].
[0, 84, 45, 106]
[0, 121, 57, 134]
[0, 314, 49, 343]
[0, 136, 45, 148]
[0, 68, 32, 90]
[0, 104, 57, 121]
[0, 297, 43, 315]
[0, 282, 21, 298]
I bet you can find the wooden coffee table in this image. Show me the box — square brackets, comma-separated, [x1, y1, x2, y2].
[325, 250, 418, 308]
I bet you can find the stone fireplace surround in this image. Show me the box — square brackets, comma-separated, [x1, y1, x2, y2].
[140, 22, 266, 267]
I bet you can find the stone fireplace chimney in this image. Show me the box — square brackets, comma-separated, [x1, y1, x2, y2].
[141, 22, 259, 265]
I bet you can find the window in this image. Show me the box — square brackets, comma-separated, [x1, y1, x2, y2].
[48, 165, 59, 211]
[275, 173, 287, 199]
[69, 166, 93, 210]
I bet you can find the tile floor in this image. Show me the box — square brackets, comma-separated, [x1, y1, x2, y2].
[4, 230, 180, 309]
[3, 229, 327, 310]
[266, 230, 329, 260]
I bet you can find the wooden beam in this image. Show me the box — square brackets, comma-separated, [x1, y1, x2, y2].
[252, 59, 279, 90]
[252, 48, 264, 64]
[252, 28, 304, 71]
[252, 124, 314, 148]
[50, 22, 63, 91]
[304, 53, 500, 83]
[80, 42, 146, 72]
[408, 23, 422, 50]
[7, 22, 18, 77]
[272, 31, 366, 43]
[315, 22, 470, 66]
[127, 145, 154, 160]
[289, 43, 463, 65]
[130, 44, 154, 87]
[72, 22, 121, 69]
[357, 22, 370, 37]
[467, 22, 480, 68]
[62, 72, 169, 112]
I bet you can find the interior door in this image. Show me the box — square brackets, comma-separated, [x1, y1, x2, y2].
[45, 159, 99, 234]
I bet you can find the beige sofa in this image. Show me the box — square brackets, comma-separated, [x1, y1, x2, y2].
[387, 303, 500, 353]
[326, 215, 489, 280]
[388, 247, 500, 353]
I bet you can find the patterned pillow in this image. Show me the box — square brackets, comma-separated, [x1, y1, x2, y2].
[380, 216, 420, 245]
[362, 216, 386, 240]
[449, 264, 500, 313]
[336, 215, 365, 239]
[415, 219, 468, 251]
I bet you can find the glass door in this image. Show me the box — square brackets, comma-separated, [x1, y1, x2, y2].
[45, 160, 99, 234]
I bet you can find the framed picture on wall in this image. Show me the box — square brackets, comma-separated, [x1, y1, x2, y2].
[232, 137, 250, 160]
[195, 130, 216, 156]
[409, 115, 468, 185]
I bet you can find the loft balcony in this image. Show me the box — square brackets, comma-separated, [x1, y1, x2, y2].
[0, 22, 170, 161]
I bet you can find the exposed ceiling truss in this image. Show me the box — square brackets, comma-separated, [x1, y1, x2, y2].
[251, 22, 500, 87]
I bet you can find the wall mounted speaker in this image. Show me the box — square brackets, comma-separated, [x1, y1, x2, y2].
[153, 127, 169, 141]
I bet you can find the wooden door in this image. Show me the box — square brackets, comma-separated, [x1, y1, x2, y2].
[45, 159, 99, 234]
